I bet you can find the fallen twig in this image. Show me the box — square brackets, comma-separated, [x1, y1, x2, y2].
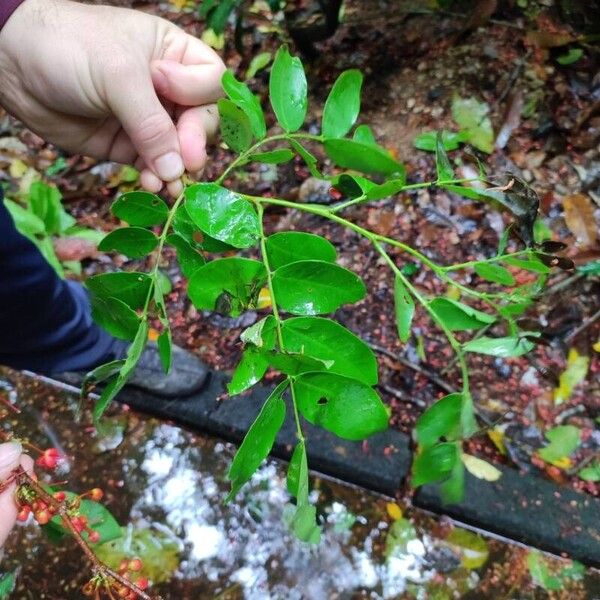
[564, 307, 600, 345]
[368, 342, 455, 394]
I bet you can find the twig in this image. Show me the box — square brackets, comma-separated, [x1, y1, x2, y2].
[0, 394, 20, 414]
[378, 383, 426, 409]
[368, 342, 455, 394]
[441, 323, 493, 376]
[564, 308, 600, 345]
[544, 273, 584, 296]
[14, 468, 161, 600]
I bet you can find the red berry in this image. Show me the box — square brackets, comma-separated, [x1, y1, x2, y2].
[53, 491, 66, 502]
[35, 509, 51, 525]
[128, 558, 143, 572]
[88, 531, 101, 543]
[135, 577, 148, 591]
[17, 507, 31, 522]
[119, 559, 129, 573]
[89, 488, 103, 502]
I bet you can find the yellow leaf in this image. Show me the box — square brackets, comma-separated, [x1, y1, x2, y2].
[487, 428, 507, 456]
[9, 158, 29, 178]
[446, 285, 461, 301]
[256, 287, 272, 309]
[593, 340, 600, 353]
[386, 502, 403, 521]
[148, 328, 160, 342]
[461, 454, 502, 481]
[201, 29, 225, 50]
[554, 348, 589, 404]
[548, 456, 572, 470]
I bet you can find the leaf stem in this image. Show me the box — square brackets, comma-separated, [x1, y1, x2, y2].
[256, 203, 305, 444]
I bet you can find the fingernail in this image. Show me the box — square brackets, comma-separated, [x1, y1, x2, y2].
[0, 442, 22, 469]
[154, 152, 184, 182]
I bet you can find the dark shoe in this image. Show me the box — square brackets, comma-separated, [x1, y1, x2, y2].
[54, 342, 210, 399]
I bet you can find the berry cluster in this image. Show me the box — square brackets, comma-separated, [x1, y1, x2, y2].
[15, 483, 106, 544]
[82, 558, 149, 599]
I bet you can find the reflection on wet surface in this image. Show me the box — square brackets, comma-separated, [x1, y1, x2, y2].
[1, 369, 599, 599]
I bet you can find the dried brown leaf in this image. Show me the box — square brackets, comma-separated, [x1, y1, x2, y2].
[563, 193, 598, 248]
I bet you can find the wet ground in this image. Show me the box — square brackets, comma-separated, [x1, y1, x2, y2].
[1, 370, 600, 599]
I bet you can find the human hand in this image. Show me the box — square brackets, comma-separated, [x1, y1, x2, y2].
[0, 442, 33, 549]
[0, 0, 225, 195]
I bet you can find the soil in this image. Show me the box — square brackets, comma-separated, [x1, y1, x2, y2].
[0, 0, 598, 498]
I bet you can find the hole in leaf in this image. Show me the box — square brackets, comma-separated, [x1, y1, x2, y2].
[317, 397, 328, 405]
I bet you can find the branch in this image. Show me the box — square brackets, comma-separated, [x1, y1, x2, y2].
[14, 468, 162, 600]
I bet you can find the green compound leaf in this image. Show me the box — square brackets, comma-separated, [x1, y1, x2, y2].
[474, 262, 516, 286]
[266, 231, 337, 269]
[269, 46, 308, 133]
[322, 69, 363, 138]
[227, 380, 288, 501]
[295, 372, 389, 441]
[228, 347, 270, 395]
[435, 131, 454, 181]
[248, 149, 295, 164]
[111, 191, 168, 227]
[188, 257, 267, 316]
[218, 98, 253, 152]
[429, 298, 496, 331]
[166, 233, 205, 279]
[98, 227, 158, 258]
[452, 96, 494, 154]
[412, 442, 459, 488]
[416, 393, 462, 450]
[463, 334, 537, 357]
[185, 183, 260, 249]
[538, 425, 581, 463]
[272, 260, 366, 315]
[394, 276, 414, 343]
[222, 70, 266, 140]
[353, 124, 376, 144]
[90, 295, 141, 341]
[281, 317, 378, 385]
[86, 272, 152, 310]
[324, 138, 405, 176]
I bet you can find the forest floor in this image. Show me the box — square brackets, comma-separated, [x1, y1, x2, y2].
[1, 0, 599, 499]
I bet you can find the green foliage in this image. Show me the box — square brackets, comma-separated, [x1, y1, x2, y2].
[322, 70, 363, 138]
[538, 425, 581, 463]
[5, 180, 101, 277]
[451, 96, 494, 153]
[95, 526, 180, 584]
[0, 572, 15, 599]
[227, 381, 287, 500]
[270, 46, 307, 133]
[84, 46, 563, 540]
[45, 491, 121, 545]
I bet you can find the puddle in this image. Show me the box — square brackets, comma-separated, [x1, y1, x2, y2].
[1, 369, 599, 599]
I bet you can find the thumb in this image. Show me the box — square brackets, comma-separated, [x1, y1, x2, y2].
[107, 67, 184, 183]
[0, 442, 23, 548]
